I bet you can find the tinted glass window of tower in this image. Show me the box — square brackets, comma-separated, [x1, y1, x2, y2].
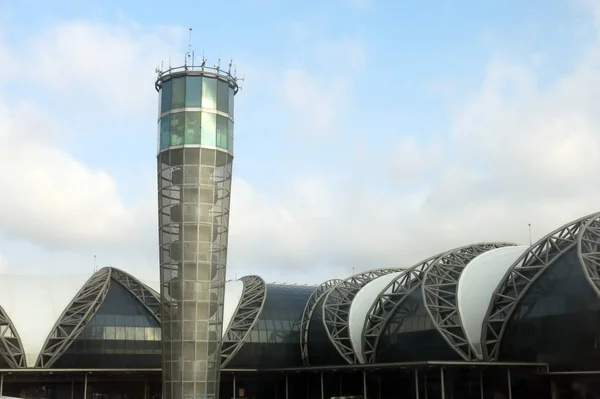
[158, 77, 233, 152]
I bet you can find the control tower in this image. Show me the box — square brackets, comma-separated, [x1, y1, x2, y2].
[155, 58, 240, 399]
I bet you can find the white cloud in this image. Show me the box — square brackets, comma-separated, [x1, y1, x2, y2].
[10, 21, 183, 114]
[277, 37, 365, 137]
[225, 2, 600, 283]
[0, 21, 167, 257]
[0, 96, 155, 250]
[1, 8, 600, 288]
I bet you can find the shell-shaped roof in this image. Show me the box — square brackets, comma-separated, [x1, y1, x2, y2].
[0, 274, 92, 366]
[0, 267, 256, 369]
[457, 245, 529, 358]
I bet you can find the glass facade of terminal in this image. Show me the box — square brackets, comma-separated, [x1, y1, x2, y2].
[54, 281, 161, 369]
[500, 247, 600, 371]
[227, 285, 314, 369]
[376, 288, 459, 363]
[307, 296, 346, 366]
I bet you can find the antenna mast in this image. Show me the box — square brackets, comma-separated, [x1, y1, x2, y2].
[94, 254, 97, 273]
[528, 223, 532, 246]
[185, 28, 193, 67]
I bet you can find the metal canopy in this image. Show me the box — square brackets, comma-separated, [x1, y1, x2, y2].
[578, 213, 600, 298]
[34, 267, 166, 368]
[322, 269, 401, 364]
[258, 360, 548, 373]
[422, 242, 516, 361]
[481, 212, 600, 361]
[300, 279, 341, 366]
[361, 254, 443, 364]
[221, 275, 266, 368]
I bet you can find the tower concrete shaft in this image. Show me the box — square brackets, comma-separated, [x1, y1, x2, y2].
[155, 65, 238, 399]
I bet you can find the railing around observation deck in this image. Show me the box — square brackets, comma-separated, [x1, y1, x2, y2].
[155, 63, 241, 94]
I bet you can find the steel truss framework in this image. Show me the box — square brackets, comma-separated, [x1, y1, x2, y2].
[322, 269, 401, 364]
[35, 267, 112, 368]
[299, 279, 341, 366]
[422, 242, 516, 361]
[0, 304, 25, 368]
[361, 253, 446, 364]
[481, 212, 600, 361]
[110, 268, 161, 323]
[578, 213, 600, 298]
[34, 267, 166, 368]
[221, 275, 266, 368]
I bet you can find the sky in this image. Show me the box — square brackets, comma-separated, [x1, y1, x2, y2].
[0, 0, 599, 284]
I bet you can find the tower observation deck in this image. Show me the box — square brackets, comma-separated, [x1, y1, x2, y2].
[155, 61, 240, 399]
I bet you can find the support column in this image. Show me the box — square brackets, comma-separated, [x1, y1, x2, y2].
[83, 373, 88, 399]
[479, 370, 484, 399]
[363, 370, 367, 399]
[414, 370, 419, 399]
[144, 378, 148, 399]
[306, 378, 309, 399]
[0, 373, 3, 396]
[507, 368, 512, 399]
[71, 377, 74, 399]
[378, 375, 381, 399]
[550, 381, 559, 399]
[440, 368, 445, 399]
[285, 373, 289, 399]
[233, 373, 236, 399]
[320, 372, 324, 399]
[424, 373, 428, 399]
[339, 373, 342, 397]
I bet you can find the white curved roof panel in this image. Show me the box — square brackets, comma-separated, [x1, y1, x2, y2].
[222, 279, 244, 337]
[0, 273, 93, 367]
[140, 279, 160, 293]
[348, 272, 402, 364]
[457, 245, 528, 359]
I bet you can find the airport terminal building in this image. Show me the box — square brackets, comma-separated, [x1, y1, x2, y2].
[0, 212, 599, 399]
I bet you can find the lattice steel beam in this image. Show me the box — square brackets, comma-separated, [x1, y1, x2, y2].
[361, 253, 446, 364]
[578, 213, 600, 298]
[221, 275, 266, 368]
[0, 305, 25, 368]
[35, 267, 112, 368]
[322, 269, 401, 364]
[299, 279, 341, 366]
[109, 268, 162, 323]
[481, 212, 599, 361]
[422, 242, 516, 361]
